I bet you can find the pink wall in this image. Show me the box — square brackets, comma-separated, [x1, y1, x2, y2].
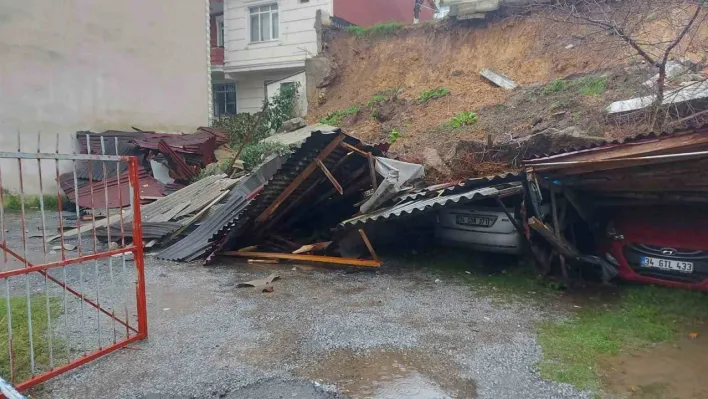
[334, 0, 434, 27]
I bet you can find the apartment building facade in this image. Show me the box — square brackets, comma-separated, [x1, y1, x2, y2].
[210, 0, 435, 118]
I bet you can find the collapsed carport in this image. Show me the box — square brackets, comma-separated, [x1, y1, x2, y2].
[523, 123, 708, 288]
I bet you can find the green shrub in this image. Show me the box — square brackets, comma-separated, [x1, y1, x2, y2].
[212, 82, 301, 148]
[448, 112, 478, 128]
[542, 79, 567, 95]
[418, 87, 450, 103]
[3, 195, 61, 211]
[389, 128, 401, 144]
[347, 22, 403, 37]
[239, 142, 291, 170]
[319, 105, 360, 126]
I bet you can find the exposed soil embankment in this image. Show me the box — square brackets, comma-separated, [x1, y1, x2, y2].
[308, 12, 708, 179]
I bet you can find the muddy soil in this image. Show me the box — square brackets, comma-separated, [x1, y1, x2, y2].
[600, 325, 708, 399]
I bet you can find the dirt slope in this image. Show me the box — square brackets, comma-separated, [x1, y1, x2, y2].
[308, 12, 708, 166]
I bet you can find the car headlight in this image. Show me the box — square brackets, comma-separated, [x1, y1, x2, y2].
[605, 252, 620, 266]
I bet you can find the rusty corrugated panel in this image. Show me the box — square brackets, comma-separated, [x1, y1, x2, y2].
[157, 140, 197, 181]
[60, 167, 164, 209]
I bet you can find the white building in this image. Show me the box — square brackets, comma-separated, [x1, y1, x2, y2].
[0, 0, 210, 192]
[211, 0, 434, 118]
[212, 0, 331, 117]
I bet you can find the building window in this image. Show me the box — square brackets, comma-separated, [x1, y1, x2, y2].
[249, 3, 279, 43]
[213, 83, 237, 118]
[216, 15, 225, 47]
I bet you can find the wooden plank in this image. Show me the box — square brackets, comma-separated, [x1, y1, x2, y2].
[255, 133, 347, 224]
[358, 229, 379, 261]
[292, 241, 332, 254]
[528, 217, 577, 258]
[532, 150, 708, 176]
[221, 251, 382, 267]
[493, 197, 547, 273]
[340, 142, 369, 158]
[367, 152, 377, 190]
[550, 185, 569, 282]
[316, 159, 343, 195]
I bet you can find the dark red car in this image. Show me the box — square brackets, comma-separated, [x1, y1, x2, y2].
[600, 206, 708, 290]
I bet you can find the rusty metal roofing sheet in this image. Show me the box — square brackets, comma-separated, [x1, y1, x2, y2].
[339, 182, 524, 229]
[60, 167, 164, 209]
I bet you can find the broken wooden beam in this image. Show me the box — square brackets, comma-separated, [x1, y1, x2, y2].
[358, 229, 379, 261]
[315, 159, 343, 195]
[528, 217, 577, 259]
[367, 152, 377, 190]
[340, 142, 369, 158]
[221, 251, 382, 267]
[292, 241, 332, 254]
[255, 133, 347, 224]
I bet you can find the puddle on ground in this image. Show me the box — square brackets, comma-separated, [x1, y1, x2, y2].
[298, 349, 477, 398]
[600, 325, 708, 399]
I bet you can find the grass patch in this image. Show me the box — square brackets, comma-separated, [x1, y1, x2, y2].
[3, 195, 62, 211]
[319, 105, 360, 126]
[537, 286, 708, 391]
[577, 76, 607, 96]
[448, 112, 478, 128]
[542, 79, 567, 95]
[418, 87, 450, 103]
[347, 22, 403, 37]
[1, 296, 63, 382]
[414, 248, 559, 300]
[367, 94, 388, 108]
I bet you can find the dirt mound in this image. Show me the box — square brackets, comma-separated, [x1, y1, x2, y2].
[308, 12, 708, 170]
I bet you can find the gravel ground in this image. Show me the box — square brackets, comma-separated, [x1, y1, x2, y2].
[4, 212, 593, 398]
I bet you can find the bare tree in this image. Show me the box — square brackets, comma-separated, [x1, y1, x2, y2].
[529, 0, 707, 131]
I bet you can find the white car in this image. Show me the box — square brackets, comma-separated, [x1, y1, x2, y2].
[435, 206, 522, 254]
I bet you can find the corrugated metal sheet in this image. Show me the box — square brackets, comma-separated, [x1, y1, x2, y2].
[339, 182, 524, 228]
[205, 129, 381, 261]
[157, 155, 285, 262]
[60, 167, 164, 209]
[394, 171, 524, 202]
[97, 222, 182, 241]
[525, 123, 708, 161]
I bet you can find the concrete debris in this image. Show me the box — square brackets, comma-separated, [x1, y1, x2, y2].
[423, 148, 452, 177]
[281, 117, 307, 133]
[606, 80, 708, 115]
[237, 274, 281, 288]
[51, 243, 77, 251]
[480, 68, 518, 90]
[642, 60, 691, 88]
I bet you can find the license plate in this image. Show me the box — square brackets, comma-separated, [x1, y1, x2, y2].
[640, 256, 693, 273]
[456, 215, 493, 227]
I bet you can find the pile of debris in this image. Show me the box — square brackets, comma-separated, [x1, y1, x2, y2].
[59, 127, 230, 210]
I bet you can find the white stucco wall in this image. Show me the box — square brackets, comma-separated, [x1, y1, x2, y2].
[0, 0, 209, 193]
[225, 0, 332, 72]
[267, 71, 307, 116]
